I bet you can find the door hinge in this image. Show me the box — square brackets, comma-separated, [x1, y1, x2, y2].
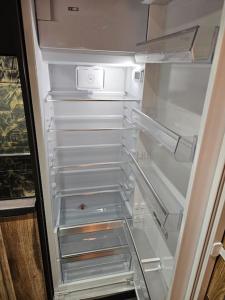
[211, 242, 225, 260]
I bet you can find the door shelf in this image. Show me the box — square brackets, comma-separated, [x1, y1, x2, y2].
[58, 189, 131, 228]
[129, 152, 183, 237]
[135, 25, 219, 64]
[124, 219, 169, 299]
[132, 108, 198, 162]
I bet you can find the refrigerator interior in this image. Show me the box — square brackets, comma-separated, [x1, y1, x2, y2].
[32, 0, 224, 299]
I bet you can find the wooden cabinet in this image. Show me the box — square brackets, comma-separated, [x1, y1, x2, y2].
[0, 226, 16, 300]
[0, 212, 47, 300]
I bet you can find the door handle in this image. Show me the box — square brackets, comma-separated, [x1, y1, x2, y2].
[211, 242, 225, 260]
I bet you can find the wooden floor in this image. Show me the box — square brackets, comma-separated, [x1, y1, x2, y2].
[0, 212, 47, 300]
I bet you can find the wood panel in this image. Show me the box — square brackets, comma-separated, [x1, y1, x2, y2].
[0, 212, 47, 300]
[206, 233, 225, 300]
[0, 226, 16, 300]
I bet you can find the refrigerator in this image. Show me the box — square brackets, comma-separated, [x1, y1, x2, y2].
[20, 0, 225, 299]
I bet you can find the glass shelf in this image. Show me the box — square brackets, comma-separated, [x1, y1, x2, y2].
[51, 130, 126, 149]
[54, 165, 127, 193]
[47, 91, 139, 102]
[58, 189, 131, 227]
[47, 115, 131, 132]
[135, 25, 219, 64]
[51, 144, 126, 170]
[132, 108, 198, 162]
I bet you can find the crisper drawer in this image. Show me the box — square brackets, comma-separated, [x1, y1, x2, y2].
[61, 253, 131, 283]
[57, 220, 152, 300]
[59, 221, 128, 256]
[58, 221, 132, 283]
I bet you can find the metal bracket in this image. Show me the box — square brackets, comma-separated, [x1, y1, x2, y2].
[211, 242, 225, 260]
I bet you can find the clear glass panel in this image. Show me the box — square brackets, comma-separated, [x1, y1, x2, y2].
[0, 56, 35, 199]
